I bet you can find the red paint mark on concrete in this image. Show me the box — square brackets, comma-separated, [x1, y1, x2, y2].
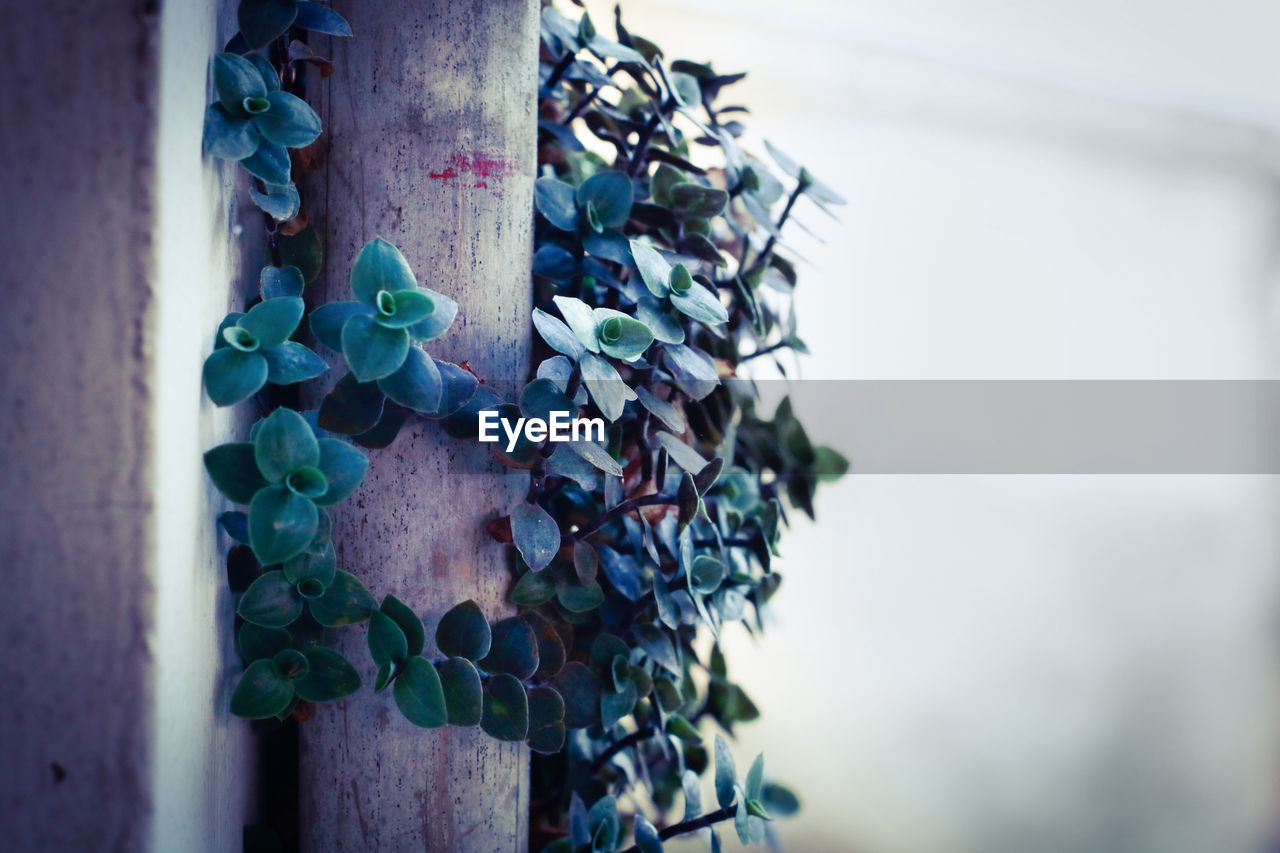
[428, 151, 517, 187]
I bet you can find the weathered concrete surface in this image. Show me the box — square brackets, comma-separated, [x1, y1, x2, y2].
[0, 0, 254, 849]
[298, 1, 540, 849]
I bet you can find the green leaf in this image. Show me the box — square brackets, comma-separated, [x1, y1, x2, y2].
[634, 815, 663, 853]
[379, 594, 425, 657]
[600, 677, 636, 729]
[237, 623, 292, 662]
[525, 611, 566, 678]
[240, 139, 292, 185]
[391, 655, 447, 727]
[519, 378, 575, 424]
[248, 53, 280, 92]
[350, 237, 417, 307]
[481, 673, 529, 741]
[368, 609, 408, 668]
[527, 685, 566, 754]
[633, 623, 679, 675]
[565, 438, 623, 477]
[511, 570, 556, 606]
[556, 576, 604, 612]
[579, 353, 635, 421]
[629, 240, 672, 297]
[204, 442, 268, 503]
[317, 372, 386, 435]
[253, 90, 321, 148]
[588, 796, 620, 853]
[238, 0, 298, 49]
[510, 501, 560, 572]
[204, 103, 261, 159]
[309, 570, 375, 626]
[554, 662, 602, 729]
[735, 791, 751, 845]
[260, 265, 305, 300]
[576, 170, 633, 228]
[248, 484, 318, 564]
[669, 71, 701, 108]
[436, 656, 483, 726]
[239, 298, 304, 349]
[672, 183, 728, 218]
[254, 407, 319, 482]
[374, 289, 436, 329]
[262, 341, 327, 385]
[230, 658, 294, 719]
[294, 0, 352, 35]
[650, 163, 685, 207]
[671, 280, 729, 326]
[665, 712, 700, 741]
[293, 646, 361, 702]
[277, 226, 323, 283]
[681, 770, 703, 821]
[634, 387, 684, 433]
[593, 309, 653, 361]
[435, 600, 491, 660]
[313, 438, 367, 505]
[419, 360, 478, 418]
[552, 295, 601, 354]
[238, 569, 304, 628]
[534, 177, 578, 231]
[714, 735, 737, 809]
[406, 288, 459, 342]
[213, 52, 267, 112]
[656, 431, 708, 474]
[573, 540, 599, 583]
[342, 314, 410, 382]
[745, 753, 765, 801]
[203, 347, 268, 406]
[528, 719, 566, 755]
[532, 308, 585, 359]
[813, 445, 850, 481]
[376, 347, 442, 413]
[248, 181, 300, 221]
[477, 617, 539, 680]
[761, 782, 800, 817]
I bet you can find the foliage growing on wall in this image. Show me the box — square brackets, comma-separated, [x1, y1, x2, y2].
[203, 1, 847, 850]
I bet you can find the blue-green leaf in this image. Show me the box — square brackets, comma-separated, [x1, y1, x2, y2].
[308, 301, 369, 351]
[293, 646, 361, 702]
[406, 288, 458, 342]
[579, 352, 636, 421]
[203, 347, 268, 406]
[260, 265, 305, 299]
[575, 171, 633, 229]
[380, 595, 425, 657]
[634, 815, 663, 853]
[394, 655, 448, 728]
[671, 280, 729, 326]
[248, 181, 300, 221]
[714, 735, 737, 809]
[262, 341, 327, 385]
[254, 407, 319, 482]
[593, 308, 653, 361]
[204, 442, 268, 503]
[535, 177, 579, 231]
[317, 372, 385, 435]
[437, 657, 483, 726]
[238, 297, 304, 349]
[481, 673, 529, 741]
[313, 438, 367, 505]
[293, 0, 352, 35]
[230, 658, 294, 719]
[635, 386, 684, 432]
[374, 289, 436, 329]
[203, 103, 261, 159]
[212, 52, 267, 111]
[342, 314, 410, 382]
[350, 237, 417, 307]
[237, 623, 292, 662]
[745, 753, 765, 801]
[636, 297, 685, 345]
[511, 501, 560, 572]
[238, 0, 298, 49]
[435, 600, 491, 661]
[671, 183, 728, 218]
[552, 295, 601, 353]
[248, 484, 318, 564]
[309, 570, 375, 626]
[240, 139, 292, 185]
[368, 609, 409, 668]
[376, 347, 442, 413]
[238, 569, 304, 628]
[533, 308, 585, 359]
[629, 240, 673, 297]
[254, 90, 321, 147]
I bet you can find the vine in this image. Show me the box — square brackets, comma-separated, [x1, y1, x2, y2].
[201, 2, 848, 851]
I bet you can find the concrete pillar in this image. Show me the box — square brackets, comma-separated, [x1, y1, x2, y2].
[298, 1, 539, 849]
[0, 0, 255, 849]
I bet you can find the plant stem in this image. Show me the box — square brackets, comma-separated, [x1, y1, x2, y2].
[616, 804, 739, 852]
[590, 725, 656, 772]
[747, 178, 806, 277]
[739, 340, 787, 362]
[575, 493, 677, 540]
[544, 51, 576, 92]
[628, 110, 663, 177]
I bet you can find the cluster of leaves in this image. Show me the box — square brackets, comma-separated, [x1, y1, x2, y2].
[203, 1, 847, 851]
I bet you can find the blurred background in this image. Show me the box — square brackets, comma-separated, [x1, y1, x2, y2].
[583, 0, 1280, 850]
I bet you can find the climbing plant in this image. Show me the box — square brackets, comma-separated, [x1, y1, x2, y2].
[203, 2, 847, 851]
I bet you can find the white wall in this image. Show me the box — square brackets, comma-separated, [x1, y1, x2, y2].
[588, 2, 1280, 851]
